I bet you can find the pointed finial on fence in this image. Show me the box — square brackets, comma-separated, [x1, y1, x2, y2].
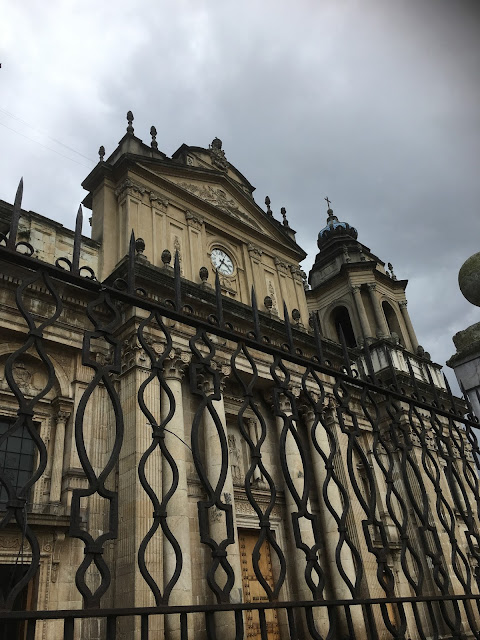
[72, 205, 83, 274]
[281, 207, 290, 228]
[174, 250, 182, 310]
[98, 146, 105, 162]
[265, 196, 273, 216]
[252, 287, 261, 341]
[127, 230, 136, 293]
[7, 177, 23, 250]
[126, 111, 134, 134]
[150, 126, 158, 150]
[214, 270, 224, 327]
[283, 301, 294, 352]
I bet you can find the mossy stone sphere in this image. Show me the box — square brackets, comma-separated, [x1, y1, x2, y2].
[459, 252, 480, 306]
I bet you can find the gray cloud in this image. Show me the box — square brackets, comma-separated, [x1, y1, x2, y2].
[1, 0, 479, 387]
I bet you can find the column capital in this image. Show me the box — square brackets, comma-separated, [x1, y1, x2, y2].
[350, 285, 361, 294]
[399, 300, 408, 309]
[366, 282, 377, 292]
[200, 360, 230, 394]
[52, 398, 73, 423]
[164, 348, 191, 381]
[247, 242, 263, 258]
[274, 257, 289, 273]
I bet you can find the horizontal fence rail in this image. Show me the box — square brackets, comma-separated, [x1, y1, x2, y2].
[1, 182, 480, 639]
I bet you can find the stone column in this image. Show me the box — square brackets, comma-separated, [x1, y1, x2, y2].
[366, 283, 389, 338]
[248, 243, 265, 303]
[202, 368, 243, 604]
[49, 402, 71, 504]
[399, 300, 419, 352]
[351, 285, 372, 339]
[301, 398, 362, 636]
[274, 393, 329, 637]
[161, 350, 193, 640]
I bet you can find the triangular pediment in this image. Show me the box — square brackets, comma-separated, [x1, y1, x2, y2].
[164, 175, 266, 232]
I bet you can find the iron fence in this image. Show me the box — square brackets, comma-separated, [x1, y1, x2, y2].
[0, 181, 480, 639]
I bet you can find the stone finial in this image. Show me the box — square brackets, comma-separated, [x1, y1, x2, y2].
[98, 146, 105, 161]
[265, 196, 272, 216]
[135, 238, 145, 254]
[150, 126, 158, 150]
[126, 111, 134, 134]
[388, 262, 397, 280]
[199, 266, 209, 283]
[280, 206, 290, 228]
[209, 137, 228, 171]
[161, 249, 172, 267]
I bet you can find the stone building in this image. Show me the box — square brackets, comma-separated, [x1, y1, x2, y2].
[0, 114, 479, 640]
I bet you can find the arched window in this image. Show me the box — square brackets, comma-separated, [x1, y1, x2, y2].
[382, 301, 404, 345]
[331, 306, 356, 347]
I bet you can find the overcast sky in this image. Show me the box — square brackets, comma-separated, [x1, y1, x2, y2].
[1, 0, 479, 387]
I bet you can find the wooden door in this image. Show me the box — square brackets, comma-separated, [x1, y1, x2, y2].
[238, 529, 280, 640]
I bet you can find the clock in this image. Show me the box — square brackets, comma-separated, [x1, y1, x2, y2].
[211, 248, 234, 276]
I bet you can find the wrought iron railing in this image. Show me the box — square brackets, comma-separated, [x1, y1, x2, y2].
[1, 181, 480, 639]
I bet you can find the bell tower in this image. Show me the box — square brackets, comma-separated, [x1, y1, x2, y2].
[306, 200, 419, 353]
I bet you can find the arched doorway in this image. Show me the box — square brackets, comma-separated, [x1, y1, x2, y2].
[331, 306, 356, 347]
[382, 301, 404, 345]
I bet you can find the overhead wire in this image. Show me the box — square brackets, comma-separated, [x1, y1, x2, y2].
[0, 111, 94, 169]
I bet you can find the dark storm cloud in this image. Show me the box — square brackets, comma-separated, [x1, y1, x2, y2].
[1, 0, 479, 385]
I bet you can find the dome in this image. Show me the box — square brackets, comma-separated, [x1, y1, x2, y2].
[317, 208, 357, 249]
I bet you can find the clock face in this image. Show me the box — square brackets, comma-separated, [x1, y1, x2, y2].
[211, 248, 234, 276]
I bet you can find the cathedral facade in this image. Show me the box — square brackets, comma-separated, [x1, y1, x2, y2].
[0, 114, 479, 640]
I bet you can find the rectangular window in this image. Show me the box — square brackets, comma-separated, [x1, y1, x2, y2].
[0, 420, 35, 507]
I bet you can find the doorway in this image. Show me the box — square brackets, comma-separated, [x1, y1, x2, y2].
[0, 564, 34, 640]
[238, 529, 280, 640]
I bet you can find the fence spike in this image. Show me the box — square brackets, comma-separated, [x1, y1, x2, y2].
[283, 301, 293, 352]
[72, 205, 83, 274]
[338, 324, 352, 376]
[127, 230, 136, 293]
[311, 312, 324, 364]
[7, 177, 23, 250]
[442, 373, 457, 412]
[174, 249, 182, 310]
[251, 286, 261, 341]
[460, 381, 474, 417]
[215, 269, 224, 327]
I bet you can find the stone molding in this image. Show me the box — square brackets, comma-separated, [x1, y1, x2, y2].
[114, 178, 169, 208]
[247, 243, 263, 258]
[185, 210, 204, 230]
